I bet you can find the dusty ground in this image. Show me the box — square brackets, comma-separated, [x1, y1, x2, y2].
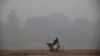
[0, 50, 100, 56]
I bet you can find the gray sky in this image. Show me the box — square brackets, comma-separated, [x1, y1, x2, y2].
[1, 0, 98, 22]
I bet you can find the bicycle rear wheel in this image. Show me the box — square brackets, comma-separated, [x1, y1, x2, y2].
[58, 45, 65, 56]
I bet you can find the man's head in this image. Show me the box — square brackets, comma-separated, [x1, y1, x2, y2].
[56, 37, 58, 40]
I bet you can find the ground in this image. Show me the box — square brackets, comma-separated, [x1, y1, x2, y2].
[0, 50, 100, 56]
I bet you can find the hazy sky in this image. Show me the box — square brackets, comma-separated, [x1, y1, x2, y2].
[0, 0, 99, 50]
[1, 0, 98, 22]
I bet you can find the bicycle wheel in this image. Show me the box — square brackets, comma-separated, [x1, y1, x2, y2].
[58, 45, 65, 56]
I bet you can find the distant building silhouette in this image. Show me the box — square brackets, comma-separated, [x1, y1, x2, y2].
[3, 10, 21, 48]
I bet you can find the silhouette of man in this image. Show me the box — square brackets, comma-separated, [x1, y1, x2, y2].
[52, 37, 60, 52]
[53, 37, 59, 45]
